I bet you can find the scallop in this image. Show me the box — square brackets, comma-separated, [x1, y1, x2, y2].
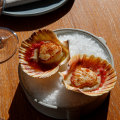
[60, 54, 117, 96]
[39, 42, 63, 64]
[19, 29, 69, 78]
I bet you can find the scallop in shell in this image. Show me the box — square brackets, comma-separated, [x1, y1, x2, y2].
[60, 54, 117, 96]
[19, 29, 69, 78]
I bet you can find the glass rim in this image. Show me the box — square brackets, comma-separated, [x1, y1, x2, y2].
[0, 26, 19, 44]
[0, 27, 19, 63]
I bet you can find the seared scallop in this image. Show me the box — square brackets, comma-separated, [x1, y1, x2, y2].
[39, 42, 63, 64]
[71, 67, 99, 89]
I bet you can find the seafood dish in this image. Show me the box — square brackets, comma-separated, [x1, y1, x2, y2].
[60, 54, 117, 96]
[18, 29, 117, 119]
[19, 29, 69, 78]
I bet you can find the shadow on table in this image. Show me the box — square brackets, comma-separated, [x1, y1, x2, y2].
[0, 0, 74, 32]
[80, 94, 110, 120]
[8, 83, 55, 120]
[8, 83, 110, 120]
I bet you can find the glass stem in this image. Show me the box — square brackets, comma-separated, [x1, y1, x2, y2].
[0, 38, 4, 49]
[0, 35, 13, 49]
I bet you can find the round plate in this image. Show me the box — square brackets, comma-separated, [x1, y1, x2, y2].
[2, 0, 68, 17]
[19, 28, 114, 119]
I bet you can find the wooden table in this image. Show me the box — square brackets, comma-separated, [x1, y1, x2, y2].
[0, 0, 120, 119]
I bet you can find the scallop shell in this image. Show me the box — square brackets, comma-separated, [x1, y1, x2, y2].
[60, 54, 117, 96]
[19, 29, 69, 78]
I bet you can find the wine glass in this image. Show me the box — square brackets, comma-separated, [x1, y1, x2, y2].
[0, 27, 19, 63]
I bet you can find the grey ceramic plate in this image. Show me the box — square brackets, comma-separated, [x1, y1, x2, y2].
[2, 0, 68, 17]
[19, 28, 114, 119]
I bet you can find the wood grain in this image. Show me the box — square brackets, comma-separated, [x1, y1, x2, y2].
[0, 0, 120, 119]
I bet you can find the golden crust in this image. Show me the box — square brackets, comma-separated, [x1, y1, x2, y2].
[39, 42, 63, 64]
[71, 67, 98, 88]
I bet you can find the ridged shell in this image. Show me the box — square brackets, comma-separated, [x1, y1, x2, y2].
[19, 29, 69, 78]
[60, 54, 117, 96]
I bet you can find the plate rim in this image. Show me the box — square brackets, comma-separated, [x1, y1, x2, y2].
[2, 0, 68, 17]
[54, 28, 114, 67]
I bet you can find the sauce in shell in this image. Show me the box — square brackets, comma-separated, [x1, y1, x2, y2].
[70, 64, 107, 90]
[25, 41, 62, 71]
